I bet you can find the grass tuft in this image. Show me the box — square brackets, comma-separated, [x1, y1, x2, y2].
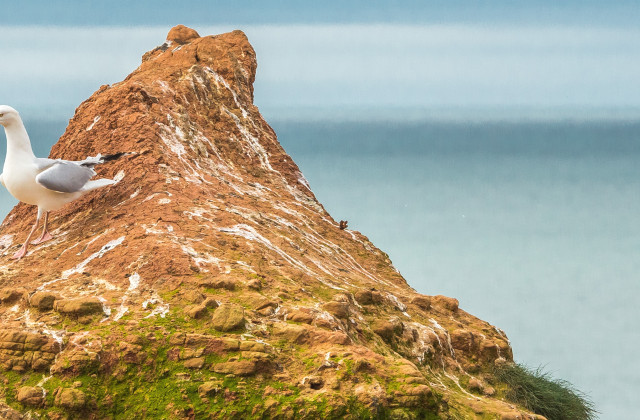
[495, 363, 597, 420]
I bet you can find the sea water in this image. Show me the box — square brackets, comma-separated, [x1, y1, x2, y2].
[2, 119, 638, 419]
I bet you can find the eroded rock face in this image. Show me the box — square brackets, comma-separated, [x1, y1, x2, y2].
[0, 330, 61, 372]
[16, 386, 44, 407]
[29, 292, 57, 311]
[211, 303, 245, 332]
[0, 25, 524, 419]
[54, 388, 86, 410]
[54, 298, 104, 316]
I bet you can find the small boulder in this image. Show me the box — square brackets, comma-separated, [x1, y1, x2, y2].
[373, 319, 403, 342]
[181, 290, 205, 304]
[185, 304, 209, 319]
[479, 339, 500, 361]
[354, 290, 373, 305]
[372, 320, 396, 342]
[432, 295, 459, 312]
[0, 288, 25, 305]
[203, 297, 219, 309]
[29, 292, 57, 311]
[410, 295, 431, 311]
[54, 388, 86, 410]
[216, 278, 238, 291]
[50, 347, 99, 375]
[312, 329, 351, 345]
[271, 322, 309, 344]
[198, 381, 221, 398]
[450, 329, 474, 352]
[239, 341, 269, 353]
[211, 303, 245, 332]
[253, 297, 278, 311]
[322, 302, 349, 319]
[16, 386, 44, 406]
[257, 306, 275, 316]
[466, 377, 495, 396]
[212, 360, 258, 376]
[184, 357, 205, 369]
[54, 298, 104, 316]
[167, 25, 200, 44]
[287, 308, 315, 324]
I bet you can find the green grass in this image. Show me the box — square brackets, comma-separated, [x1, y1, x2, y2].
[494, 363, 597, 420]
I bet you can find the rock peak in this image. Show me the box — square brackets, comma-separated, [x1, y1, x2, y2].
[166, 24, 200, 44]
[0, 27, 529, 419]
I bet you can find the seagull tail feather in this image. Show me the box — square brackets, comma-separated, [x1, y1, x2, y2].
[80, 152, 135, 168]
[100, 152, 132, 163]
[80, 178, 117, 192]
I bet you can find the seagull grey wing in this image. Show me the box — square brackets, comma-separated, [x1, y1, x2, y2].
[35, 161, 96, 193]
[33, 158, 59, 172]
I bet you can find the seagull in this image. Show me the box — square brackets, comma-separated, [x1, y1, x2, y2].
[0, 105, 126, 260]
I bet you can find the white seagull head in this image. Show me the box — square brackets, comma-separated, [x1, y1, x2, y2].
[0, 105, 20, 127]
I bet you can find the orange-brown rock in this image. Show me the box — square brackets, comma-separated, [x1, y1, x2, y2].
[410, 294, 432, 310]
[29, 292, 58, 311]
[210, 303, 245, 331]
[432, 295, 459, 312]
[0, 288, 26, 305]
[54, 298, 104, 316]
[167, 24, 200, 44]
[272, 322, 309, 345]
[287, 307, 316, 324]
[0, 330, 60, 372]
[185, 304, 208, 319]
[54, 388, 86, 410]
[0, 25, 530, 419]
[354, 289, 374, 305]
[322, 301, 349, 319]
[16, 386, 44, 407]
[212, 359, 264, 376]
[372, 320, 396, 342]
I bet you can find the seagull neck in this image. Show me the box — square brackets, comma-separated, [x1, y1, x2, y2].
[4, 119, 35, 159]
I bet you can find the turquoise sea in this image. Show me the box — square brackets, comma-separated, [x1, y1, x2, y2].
[2, 119, 639, 419]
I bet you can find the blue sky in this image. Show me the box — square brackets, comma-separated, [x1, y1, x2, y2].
[1, 1, 639, 121]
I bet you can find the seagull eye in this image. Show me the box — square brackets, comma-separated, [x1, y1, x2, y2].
[0, 114, 4, 117]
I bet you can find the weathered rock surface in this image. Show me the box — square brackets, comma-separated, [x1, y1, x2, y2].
[0, 289, 26, 305]
[29, 292, 57, 311]
[54, 388, 86, 410]
[210, 303, 245, 332]
[16, 386, 44, 406]
[54, 298, 104, 316]
[0, 330, 60, 372]
[0, 25, 529, 419]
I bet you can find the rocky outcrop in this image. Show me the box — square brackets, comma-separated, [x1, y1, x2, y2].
[16, 386, 45, 407]
[210, 303, 245, 332]
[0, 330, 60, 372]
[54, 388, 86, 410]
[0, 25, 529, 419]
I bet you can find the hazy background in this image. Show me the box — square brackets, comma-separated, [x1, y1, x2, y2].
[1, 1, 639, 418]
